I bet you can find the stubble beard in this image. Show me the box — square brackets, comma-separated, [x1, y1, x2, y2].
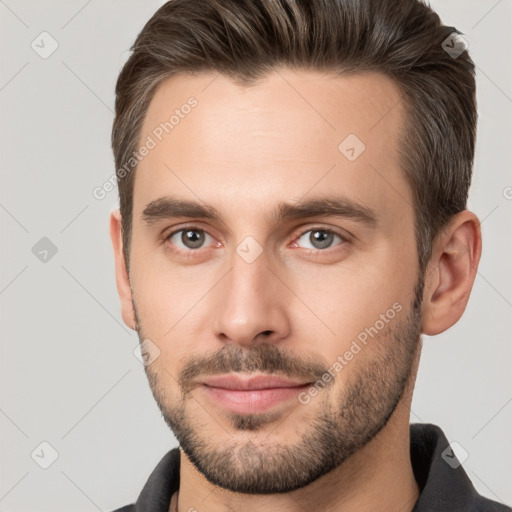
[135, 275, 424, 494]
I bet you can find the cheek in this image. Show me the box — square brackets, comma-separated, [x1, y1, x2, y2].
[133, 274, 168, 322]
[130, 261, 216, 372]
[288, 259, 411, 358]
[130, 246, 197, 327]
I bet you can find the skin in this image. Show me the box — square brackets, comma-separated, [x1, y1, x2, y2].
[110, 68, 482, 512]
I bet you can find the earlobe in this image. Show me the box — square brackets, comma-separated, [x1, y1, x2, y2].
[109, 209, 136, 330]
[421, 211, 482, 336]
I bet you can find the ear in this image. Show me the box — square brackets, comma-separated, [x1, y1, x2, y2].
[421, 210, 482, 335]
[110, 209, 136, 330]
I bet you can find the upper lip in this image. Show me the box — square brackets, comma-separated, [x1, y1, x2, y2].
[201, 374, 311, 390]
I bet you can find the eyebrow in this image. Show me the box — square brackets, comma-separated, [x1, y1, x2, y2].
[141, 195, 378, 229]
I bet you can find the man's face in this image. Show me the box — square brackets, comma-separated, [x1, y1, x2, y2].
[126, 69, 424, 493]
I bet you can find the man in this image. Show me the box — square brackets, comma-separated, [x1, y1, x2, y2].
[109, 0, 511, 511]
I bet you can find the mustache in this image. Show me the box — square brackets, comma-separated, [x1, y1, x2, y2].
[178, 343, 330, 394]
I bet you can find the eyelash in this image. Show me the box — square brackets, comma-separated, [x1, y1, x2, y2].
[163, 225, 349, 257]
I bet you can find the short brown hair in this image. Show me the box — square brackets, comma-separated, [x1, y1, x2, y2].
[112, 0, 476, 274]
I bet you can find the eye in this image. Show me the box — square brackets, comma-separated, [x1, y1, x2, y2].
[163, 225, 348, 257]
[294, 228, 347, 251]
[165, 228, 216, 251]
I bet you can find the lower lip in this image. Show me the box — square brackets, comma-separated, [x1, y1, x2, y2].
[201, 384, 311, 414]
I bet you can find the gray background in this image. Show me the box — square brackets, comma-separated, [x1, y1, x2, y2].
[1, 1, 511, 510]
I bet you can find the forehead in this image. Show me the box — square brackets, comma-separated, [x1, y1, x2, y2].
[134, 68, 412, 230]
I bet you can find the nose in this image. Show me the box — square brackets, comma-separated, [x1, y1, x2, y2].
[212, 245, 291, 348]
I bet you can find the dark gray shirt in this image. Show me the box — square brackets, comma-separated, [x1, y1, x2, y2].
[112, 423, 511, 511]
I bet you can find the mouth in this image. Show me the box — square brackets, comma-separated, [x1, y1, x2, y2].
[199, 373, 313, 414]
